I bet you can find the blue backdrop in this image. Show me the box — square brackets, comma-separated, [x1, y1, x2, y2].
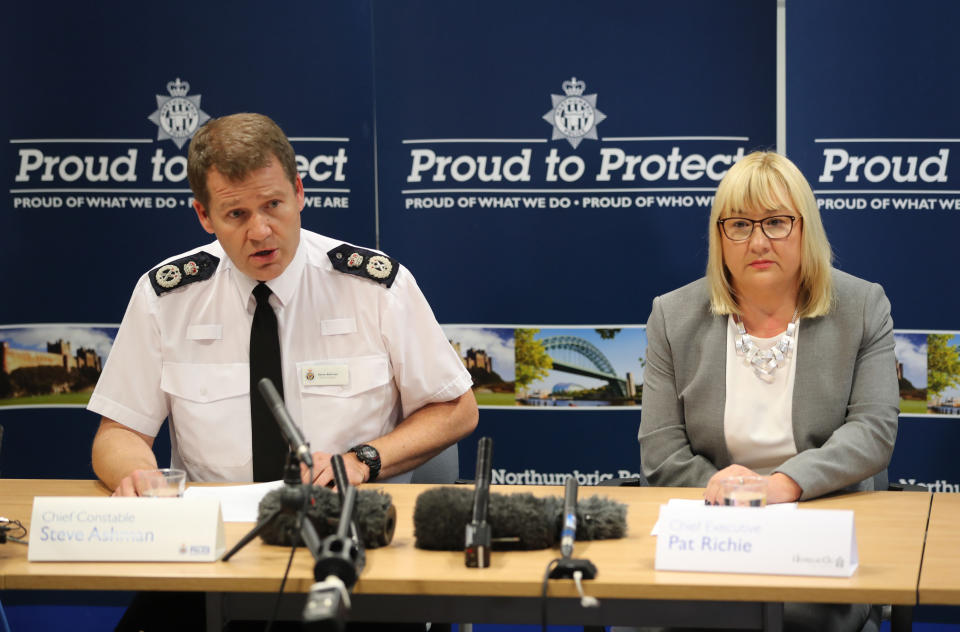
[1, 0, 375, 478]
[5, 0, 960, 629]
[787, 0, 960, 490]
[1, 0, 778, 482]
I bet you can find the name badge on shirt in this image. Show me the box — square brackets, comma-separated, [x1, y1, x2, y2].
[301, 364, 349, 386]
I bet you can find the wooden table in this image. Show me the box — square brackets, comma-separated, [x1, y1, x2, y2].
[0, 480, 932, 630]
[919, 492, 960, 605]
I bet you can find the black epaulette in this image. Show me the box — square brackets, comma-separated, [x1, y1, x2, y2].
[327, 243, 400, 288]
[148, 251, 220, 296]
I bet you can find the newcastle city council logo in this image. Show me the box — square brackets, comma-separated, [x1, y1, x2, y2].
[542, 77, 606, 149]
[147, 78, 211, 149]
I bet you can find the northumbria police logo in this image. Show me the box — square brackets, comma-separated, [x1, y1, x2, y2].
[147, 78, 211, 149]
[542, 77, 606, 149]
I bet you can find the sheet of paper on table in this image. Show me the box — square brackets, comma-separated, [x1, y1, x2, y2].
[650, 498, 798, 535]
[184, 480, 284, 522]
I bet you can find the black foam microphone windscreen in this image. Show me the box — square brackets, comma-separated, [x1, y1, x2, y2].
[258, 486, 396, 549]
[413, 486, 627, 550]
[415, 487, 555, 550]
[573, 494, 628, 541]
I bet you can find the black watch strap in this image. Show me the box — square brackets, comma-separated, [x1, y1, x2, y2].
[349, 444, 381, 482]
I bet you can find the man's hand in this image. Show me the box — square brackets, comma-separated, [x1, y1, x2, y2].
[302, 451, 369, 488]
[111, 469, 163, 497]
[112, 471, 141, 497]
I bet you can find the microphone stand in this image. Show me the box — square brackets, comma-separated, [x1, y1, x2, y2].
[303, 455, 363, 631]
[329, 454, 367, 573]
[222, 452, 322, 562]
[224, 377, 322, 562]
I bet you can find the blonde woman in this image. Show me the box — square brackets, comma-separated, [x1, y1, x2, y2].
[637, 151, 898, 631]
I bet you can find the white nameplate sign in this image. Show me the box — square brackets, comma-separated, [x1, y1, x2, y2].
[655, 504, 858, 577]
[28, 497, 225, 562]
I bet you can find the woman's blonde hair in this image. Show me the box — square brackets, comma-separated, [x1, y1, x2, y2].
[706, 151, 834, 317]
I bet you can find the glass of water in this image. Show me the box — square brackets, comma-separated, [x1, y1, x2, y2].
[720, 475, 767, 507]
[136, 468, 186, 498]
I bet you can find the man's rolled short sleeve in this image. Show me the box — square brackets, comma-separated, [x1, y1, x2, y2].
[87, 278, 168, 437]
[379, 268, 472, 419]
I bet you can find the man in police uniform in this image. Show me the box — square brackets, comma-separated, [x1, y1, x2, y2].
[90, 112, 478, 495]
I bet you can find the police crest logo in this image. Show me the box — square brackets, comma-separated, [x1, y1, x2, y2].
[542, 77, 607, 149]
[147, 78, 211, 149]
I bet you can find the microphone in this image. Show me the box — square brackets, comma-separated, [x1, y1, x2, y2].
[331, 452, 351, 496]
[549, 476, 598, 583]
[465, 436, 493, 567]
[414, 487, 627, 551]
[258, 377, 313, 469]
[303, 484, 361, 631]
[560, 476, 577, 558]
[257, 485, 396, 549]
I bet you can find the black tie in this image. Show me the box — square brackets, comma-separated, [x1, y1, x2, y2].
[250, 282, 287, 481]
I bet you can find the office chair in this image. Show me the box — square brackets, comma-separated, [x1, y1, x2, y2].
[410, 443, 460, 484]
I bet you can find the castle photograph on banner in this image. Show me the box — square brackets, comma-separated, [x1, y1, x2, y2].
[0, 324, 117, 409]
[894, 331, 960, 417]
[442, 325, 646, 409]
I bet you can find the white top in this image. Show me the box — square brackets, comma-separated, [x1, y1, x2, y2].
[723, 316, 800, 475]
[88, 229, 472, 483]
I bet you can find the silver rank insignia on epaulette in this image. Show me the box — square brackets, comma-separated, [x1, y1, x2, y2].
[148, 251, 220, 295]
[327, 243, 400, 288]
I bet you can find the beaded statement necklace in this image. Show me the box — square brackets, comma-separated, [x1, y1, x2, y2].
[733, 308, 799, 382]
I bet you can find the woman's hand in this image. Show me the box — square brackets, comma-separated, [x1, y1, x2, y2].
[766, 472, 802, 503]
[704, 465, 803, 505]
[704, 465, 760, 505]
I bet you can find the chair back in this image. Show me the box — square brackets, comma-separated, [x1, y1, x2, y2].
[410, 443, 460, 484]
[872, 468, 889, 491]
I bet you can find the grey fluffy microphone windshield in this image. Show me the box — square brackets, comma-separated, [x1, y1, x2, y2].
[258, 485, 396, 549]
[413, 486, 627, 550]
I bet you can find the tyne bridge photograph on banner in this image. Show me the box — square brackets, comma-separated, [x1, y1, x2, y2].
[516, 327, 645, 408]
[442, 325, 646, 408]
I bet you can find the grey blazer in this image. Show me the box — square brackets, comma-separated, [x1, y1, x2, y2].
[639, 269, 899, 500]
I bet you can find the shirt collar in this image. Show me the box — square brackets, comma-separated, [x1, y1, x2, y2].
[226, 230, 307, 309]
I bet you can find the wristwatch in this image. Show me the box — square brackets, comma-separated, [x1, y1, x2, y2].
[349, 444, 381, 482]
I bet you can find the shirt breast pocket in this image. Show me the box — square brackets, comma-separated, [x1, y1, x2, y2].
[297, 354, 396, 450]
[160, 362, 250, 472]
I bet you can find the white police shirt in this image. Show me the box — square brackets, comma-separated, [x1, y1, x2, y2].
[88, 229, 472, 483]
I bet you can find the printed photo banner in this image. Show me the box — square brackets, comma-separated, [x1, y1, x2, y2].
[3, 320, 951, 423]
